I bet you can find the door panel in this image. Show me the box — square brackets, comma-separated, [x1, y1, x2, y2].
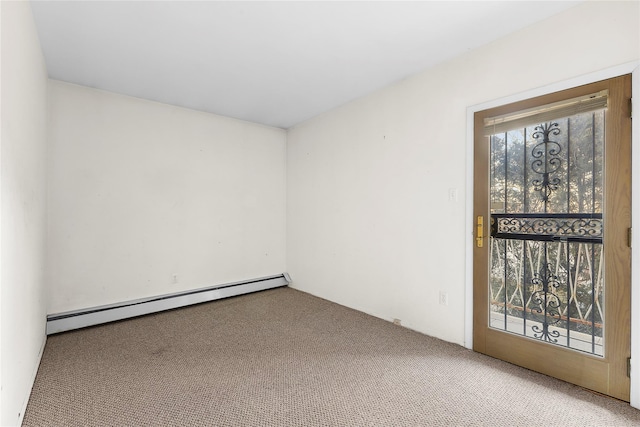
[473, 75, 631, 401]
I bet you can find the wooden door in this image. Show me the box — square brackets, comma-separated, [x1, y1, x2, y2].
[473, 75, 632, 401]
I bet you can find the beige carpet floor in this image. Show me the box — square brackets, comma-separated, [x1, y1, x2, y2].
[23, 287, 640, 426]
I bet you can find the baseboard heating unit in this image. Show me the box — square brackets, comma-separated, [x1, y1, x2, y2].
[46, 273, 290, 335]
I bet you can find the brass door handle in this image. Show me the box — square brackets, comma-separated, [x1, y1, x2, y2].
[476, 216, 484, 248]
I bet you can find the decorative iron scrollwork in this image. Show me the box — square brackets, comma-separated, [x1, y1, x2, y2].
[531, 122, 562, 203]
[488, 113, 606, 355]
[529, 262, 562, 343]
[490, 213, 602, 243]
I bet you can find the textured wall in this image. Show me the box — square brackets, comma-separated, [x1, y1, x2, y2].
[47, 81, 287, 313]
[1, 1, 49, 425]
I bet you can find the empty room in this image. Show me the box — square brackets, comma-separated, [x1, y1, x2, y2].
[3, 1, 640, 426]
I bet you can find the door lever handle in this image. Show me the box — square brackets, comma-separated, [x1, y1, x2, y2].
[476, 216, 484, 248]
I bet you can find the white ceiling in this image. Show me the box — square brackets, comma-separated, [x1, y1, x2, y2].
[30, 1, 581, 129]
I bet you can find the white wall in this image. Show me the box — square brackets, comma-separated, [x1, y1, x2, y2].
[47, 81, 286, 314]
[287, 1, 640, 345]
[1, 1, 49, 425]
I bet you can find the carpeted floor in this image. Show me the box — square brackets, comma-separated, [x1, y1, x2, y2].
[23, 287, 640, 426]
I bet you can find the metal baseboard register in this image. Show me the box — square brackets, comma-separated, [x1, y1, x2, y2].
[46, 273, 291, 335]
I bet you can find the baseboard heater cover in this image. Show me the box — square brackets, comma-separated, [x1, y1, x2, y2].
[46, 273, 290, 335]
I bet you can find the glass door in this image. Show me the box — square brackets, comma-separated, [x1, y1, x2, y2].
[473, 75, 631, 401]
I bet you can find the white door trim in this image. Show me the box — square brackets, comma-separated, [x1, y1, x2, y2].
[464, 61, 640, 408]
[630, 65, 640, 408]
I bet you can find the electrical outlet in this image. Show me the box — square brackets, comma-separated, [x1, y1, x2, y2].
[439, 291, 449, 306]
[393, 318, 402, 326]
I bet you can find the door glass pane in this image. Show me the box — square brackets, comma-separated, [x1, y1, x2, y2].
[488, 110, 605, 356]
